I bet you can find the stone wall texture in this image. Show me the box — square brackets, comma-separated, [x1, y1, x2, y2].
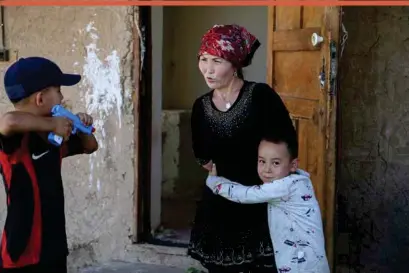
[337, 6, 409, 273]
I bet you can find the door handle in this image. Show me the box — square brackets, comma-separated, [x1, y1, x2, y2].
[311, 33, 324, 47]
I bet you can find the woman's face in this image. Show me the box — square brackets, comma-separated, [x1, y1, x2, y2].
[198, 54, 235, 89]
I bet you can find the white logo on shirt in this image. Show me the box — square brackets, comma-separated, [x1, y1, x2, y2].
[32, 150, 49, 160]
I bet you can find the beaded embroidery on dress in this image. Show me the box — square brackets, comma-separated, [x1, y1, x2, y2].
[203, 82, 256, 138]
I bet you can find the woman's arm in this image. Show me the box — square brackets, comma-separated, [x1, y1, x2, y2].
[206, 175, 293, 203]
[191, 98, 212, 170]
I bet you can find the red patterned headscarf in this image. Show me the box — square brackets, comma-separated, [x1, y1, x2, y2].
[198, 24, 260, 68]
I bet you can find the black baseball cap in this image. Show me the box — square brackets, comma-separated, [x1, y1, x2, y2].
[4, 56, 81, 103]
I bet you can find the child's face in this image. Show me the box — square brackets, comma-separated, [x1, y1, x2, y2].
[33, 86, 64, 115]
[257, 140, 297, 183]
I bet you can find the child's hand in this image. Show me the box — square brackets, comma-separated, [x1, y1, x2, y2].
[209, 163, 217, 176]
[77, 113, 94, 127]
[52, 117, 73, 141]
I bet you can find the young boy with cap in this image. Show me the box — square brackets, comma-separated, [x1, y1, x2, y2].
[0, 57, 98, 273]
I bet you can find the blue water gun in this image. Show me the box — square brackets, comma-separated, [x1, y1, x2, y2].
[48, 104, 95, 146]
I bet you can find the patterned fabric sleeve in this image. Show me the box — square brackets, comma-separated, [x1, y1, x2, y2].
[206, 175, 294, 203]
[191, 98, 212, 166]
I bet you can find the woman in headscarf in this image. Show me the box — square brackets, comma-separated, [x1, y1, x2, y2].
[188, 24, 297, 273]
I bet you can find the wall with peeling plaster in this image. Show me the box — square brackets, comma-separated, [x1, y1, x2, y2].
[337, 6, 409, 273]
[0, 6, 135, 272]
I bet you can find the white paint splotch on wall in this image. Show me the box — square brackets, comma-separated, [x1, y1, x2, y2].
[76, 21, 124, 190]
[81, 22, 123, 133]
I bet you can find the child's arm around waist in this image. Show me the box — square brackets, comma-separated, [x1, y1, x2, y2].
[206, 175, 294, 204]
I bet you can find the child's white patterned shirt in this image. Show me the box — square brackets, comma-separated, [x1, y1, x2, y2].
[206, 169, 330, 273]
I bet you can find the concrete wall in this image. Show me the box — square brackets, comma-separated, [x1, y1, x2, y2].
[161, 110, 205, 200]
[0, 7, 135, 272]
[337, 6, 409, 272]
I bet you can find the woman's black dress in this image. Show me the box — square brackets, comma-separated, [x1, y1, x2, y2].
[187, 81, 297, 271]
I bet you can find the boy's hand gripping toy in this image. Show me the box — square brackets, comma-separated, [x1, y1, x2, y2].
[48, 104, 95, 146]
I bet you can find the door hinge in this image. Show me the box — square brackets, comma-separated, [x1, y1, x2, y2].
[329, 40, 337, 97]
[319, 57, 325, 89]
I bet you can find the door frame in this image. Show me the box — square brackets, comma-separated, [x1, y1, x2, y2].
[132, 5, 153, 243]
[322, 7, 342, 271]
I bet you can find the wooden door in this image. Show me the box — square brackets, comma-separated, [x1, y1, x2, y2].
[267, 6, 340, 270]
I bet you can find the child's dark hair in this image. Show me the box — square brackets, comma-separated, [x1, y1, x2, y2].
[260, 133, 298, 160]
